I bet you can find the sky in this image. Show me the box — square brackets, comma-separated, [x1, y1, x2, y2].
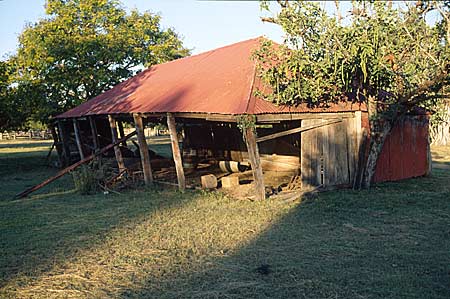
[0, 0, 289, 59]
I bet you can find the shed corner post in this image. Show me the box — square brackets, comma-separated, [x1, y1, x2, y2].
[167, 112, 186, 191]
[108, 114, 126, 172]
[133, 113, 154, 185]
[244, 126, 265, 200]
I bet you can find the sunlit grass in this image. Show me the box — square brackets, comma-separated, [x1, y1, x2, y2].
[0, 141, 449, 298]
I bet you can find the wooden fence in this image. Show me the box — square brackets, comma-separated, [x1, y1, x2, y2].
[0, 130, 52, 140]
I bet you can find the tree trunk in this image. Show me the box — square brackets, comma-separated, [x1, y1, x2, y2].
[360, 96, 394, 189]
[361, 121, 392, 188]
[430, 100, 450, 146]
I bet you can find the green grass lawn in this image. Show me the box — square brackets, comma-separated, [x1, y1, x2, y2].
[0, 140, 449, 298]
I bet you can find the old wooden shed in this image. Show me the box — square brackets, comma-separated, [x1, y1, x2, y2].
[52, 37, 431, 199]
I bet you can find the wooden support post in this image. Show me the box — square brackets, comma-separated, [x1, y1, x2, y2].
[50, 125, 63, 166]
[167, 113, 185, 191]
[244, 127, 265, 200]
[117, 120, 127, 148]
[108, 115, 126, 171]
[57, 120, 70, 166]
[72, 119, 85, 160]
[89, 116, 99, 152]
[133, 114, 153, 185]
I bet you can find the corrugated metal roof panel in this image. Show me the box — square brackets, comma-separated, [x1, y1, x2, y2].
[56, 37, 363, 119]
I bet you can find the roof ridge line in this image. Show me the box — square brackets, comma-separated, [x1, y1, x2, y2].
[140, 36, 265, 73]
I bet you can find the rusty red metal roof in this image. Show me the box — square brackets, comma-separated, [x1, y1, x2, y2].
[56, 37, 362, 119]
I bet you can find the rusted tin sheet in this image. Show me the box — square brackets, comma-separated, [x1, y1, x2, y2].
[374, 116, 429, 182]
[56, 38, 363, 119]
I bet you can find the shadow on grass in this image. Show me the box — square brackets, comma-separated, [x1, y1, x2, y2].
[0, 140, 53, 149]
[0, 143, 198, 289]
[0, 187, 199, 289]
[0, 148, 63, 199]
[120, 168, 450, 299]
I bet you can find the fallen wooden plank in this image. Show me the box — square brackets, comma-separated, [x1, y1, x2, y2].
[256, 119, 342, 143]
[14, 131, 137, 199]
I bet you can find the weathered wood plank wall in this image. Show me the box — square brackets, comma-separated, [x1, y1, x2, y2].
[301, 116, 359, 188]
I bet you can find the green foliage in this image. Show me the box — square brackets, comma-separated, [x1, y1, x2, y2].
[3, 0, 189, 128]
[0, 61, 27, 131]
[71, 158, 109, 195]
[237, 114, 256, 134]
[255, 1, 450, 117]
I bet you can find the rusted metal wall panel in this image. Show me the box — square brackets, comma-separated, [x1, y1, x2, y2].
[374, 116, 429, 183]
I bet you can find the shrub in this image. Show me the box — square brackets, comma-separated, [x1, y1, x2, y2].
[71, 158, 109, 195]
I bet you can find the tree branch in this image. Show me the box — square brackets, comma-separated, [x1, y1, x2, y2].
[399, 64, 449, 105]
[261, 17, 277, 24]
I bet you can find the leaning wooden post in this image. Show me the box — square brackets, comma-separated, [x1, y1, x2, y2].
[167, 112, 185, 190]
[117, 120, 128, 148]
[57, 120, 70, 166]
[72, 118, 85, 160]
[108, 115, 126, 172]
[50, 124, 64, 166]
[244, 126, 265, 200]
[133, 114, 153, 185]
[88, 116, 99, 152]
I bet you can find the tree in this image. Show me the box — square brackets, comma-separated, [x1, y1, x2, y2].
[255, 0, 450, 188]
[2, 0, 189, 128]
[0, 61, 28, 131]
[430, 93, 450, 146]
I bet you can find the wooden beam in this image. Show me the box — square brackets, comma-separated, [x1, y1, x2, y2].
[57, 120, 70, 166]
[108, 115, 126, 171]
[256, 119, 343, 143]
[50, 125, 63, 166]
[133, 114, 154, 185]
[88, 116, 99, 152]
[173, 112, 238, 122]
[256, 112, 355, 123]
[15, 131, 137, 199]
[117, 120, 127, 147]
[72, 119, 85, 160]
[167, 112, 186, 190]
[244, 127, 265, 200]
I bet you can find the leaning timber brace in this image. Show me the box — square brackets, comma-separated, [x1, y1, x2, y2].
[15, 131, 137, 199]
